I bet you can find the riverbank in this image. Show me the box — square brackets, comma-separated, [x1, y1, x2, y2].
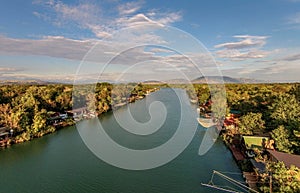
[0, 85, 159, 149]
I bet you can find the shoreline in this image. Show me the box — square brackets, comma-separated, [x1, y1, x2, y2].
[0, 88, 158, 150]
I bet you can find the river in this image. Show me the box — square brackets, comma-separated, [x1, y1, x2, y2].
[0, 88, 243, 193]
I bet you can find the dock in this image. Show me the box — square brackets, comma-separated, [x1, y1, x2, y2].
[243, 172, 259, 192]
[228, 145, 245, 161]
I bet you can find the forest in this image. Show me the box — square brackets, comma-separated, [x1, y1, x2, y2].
[0, 83, 157, 144]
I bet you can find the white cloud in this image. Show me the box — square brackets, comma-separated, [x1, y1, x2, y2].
[51, 1, 101, 26]
[218, 50, 300, 82]
[156, 12, 182, 25]
[0, 67, 25, 77]
[216, 49, 270, 60]
[0, 67, 20, 72]
[214, 35, 270, 61]
[281, 53, 300, 61]
[0, 35, 95, 60]
[34, 0, 181, 39]
[148, 47, 175, 54]
[118, 1, 143, 15]
[288, 12, 300, 27]
[215, 35, 268, 49]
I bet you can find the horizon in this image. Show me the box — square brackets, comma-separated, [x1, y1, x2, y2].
[1, 0, 300, 83]
[0, 75, 299, 85]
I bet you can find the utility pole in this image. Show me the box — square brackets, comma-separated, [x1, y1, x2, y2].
[269, 172, 272, 193]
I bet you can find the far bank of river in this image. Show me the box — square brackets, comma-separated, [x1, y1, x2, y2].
[0, 88, 243, 193]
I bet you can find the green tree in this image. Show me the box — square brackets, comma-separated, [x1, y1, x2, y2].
[271, 125, 293, 153]
[269, 93, 300, 126]
[238, 112, 265, 135]
[0, 103, 12, 128]
[290, 84, 300, 102]
[32, 109, 48, 136]
[260, 161, 300, 193]
[268, 93, 300, 153]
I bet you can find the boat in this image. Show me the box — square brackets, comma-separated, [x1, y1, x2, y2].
[197, 117, 216, 128]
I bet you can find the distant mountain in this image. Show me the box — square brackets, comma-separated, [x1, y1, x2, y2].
[192, 76, 238, 83]
[165, 79, 190, 84]
[192, 76, 264, 84]
[0, 79, 62, 85]
[143, 76, 264, 84]
[143, 80, 166, 84]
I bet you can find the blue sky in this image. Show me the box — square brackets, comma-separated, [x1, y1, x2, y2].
[1, 0, 300, 82]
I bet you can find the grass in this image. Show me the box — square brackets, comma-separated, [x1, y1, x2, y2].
[243, 136, 269, 149]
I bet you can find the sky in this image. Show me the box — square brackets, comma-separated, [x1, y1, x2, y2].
[1, 0, 300, 83]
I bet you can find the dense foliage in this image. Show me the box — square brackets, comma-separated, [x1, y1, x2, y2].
[217, 83, 299, 154]
[0, 83, 157, 143]
[260, 161, 300, 193]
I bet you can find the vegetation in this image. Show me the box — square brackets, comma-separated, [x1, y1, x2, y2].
[0, 83, 158, 145]
[260, 161, 300, 193]
[238, 112, 265, 135]
[213, 83, 300, 154]
[1, 82, 300, 191]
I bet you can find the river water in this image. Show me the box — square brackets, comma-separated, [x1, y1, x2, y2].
[0, 88, 243, 193]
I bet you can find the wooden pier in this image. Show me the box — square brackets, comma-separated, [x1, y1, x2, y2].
[228, 145, 245, 161]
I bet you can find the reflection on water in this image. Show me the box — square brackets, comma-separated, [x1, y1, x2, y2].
[0, 88, 242, 193]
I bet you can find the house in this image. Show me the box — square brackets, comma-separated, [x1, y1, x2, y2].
[0, 127, 9, 139]
[267, 150, 300, 169]
[242, 136, 272, 150]
[66, 107, 88, 120]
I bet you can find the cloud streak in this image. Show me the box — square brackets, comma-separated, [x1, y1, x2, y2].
[0, 35, 95, 60]
[280, 53, 300, 61]
[118, 1, 143, 15]
[216, 49, 270, 60]
[215, 35, 268, 49]
[288, 12, 300, 25]
[214, 35, 270, 61]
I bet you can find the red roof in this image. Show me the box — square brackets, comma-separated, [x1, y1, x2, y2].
[268, 150, 300, 168]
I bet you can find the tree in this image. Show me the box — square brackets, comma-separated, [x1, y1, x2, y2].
[260, 161, 300, 193]
[238, 112, 265, 135]
[290, 84, 300, 102]
[0, 103, 12, 127]
[211, 91, 227, 120]
[32, 109, 48, 136]
[271, 125, 293, 153]
[268, 93, 300, 153]
[269, 93, 300, 126]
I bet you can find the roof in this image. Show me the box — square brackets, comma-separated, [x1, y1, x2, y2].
[250, 159, 266, 173]
[243, 136, 269, 149]
[0, 132, 9, 137]
[230, 109, 241, 114]
[268, 150, 300, 168]
[0, 127, 7, 132]
[66, 107, 87, 114]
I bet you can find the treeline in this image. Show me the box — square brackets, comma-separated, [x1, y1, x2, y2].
[0, 83, 157, 144]
[224, 83, 300, 154]
[1, 82, 299, 152]
[190, 83, 300, 192]
[190, 83, 300, 154]
[0, 84, 73, 142]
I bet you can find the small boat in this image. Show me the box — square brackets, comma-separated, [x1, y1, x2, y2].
[246, 150, 256, 158]
[190, 99, 198, 103]
[197, 117, 216, 128]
